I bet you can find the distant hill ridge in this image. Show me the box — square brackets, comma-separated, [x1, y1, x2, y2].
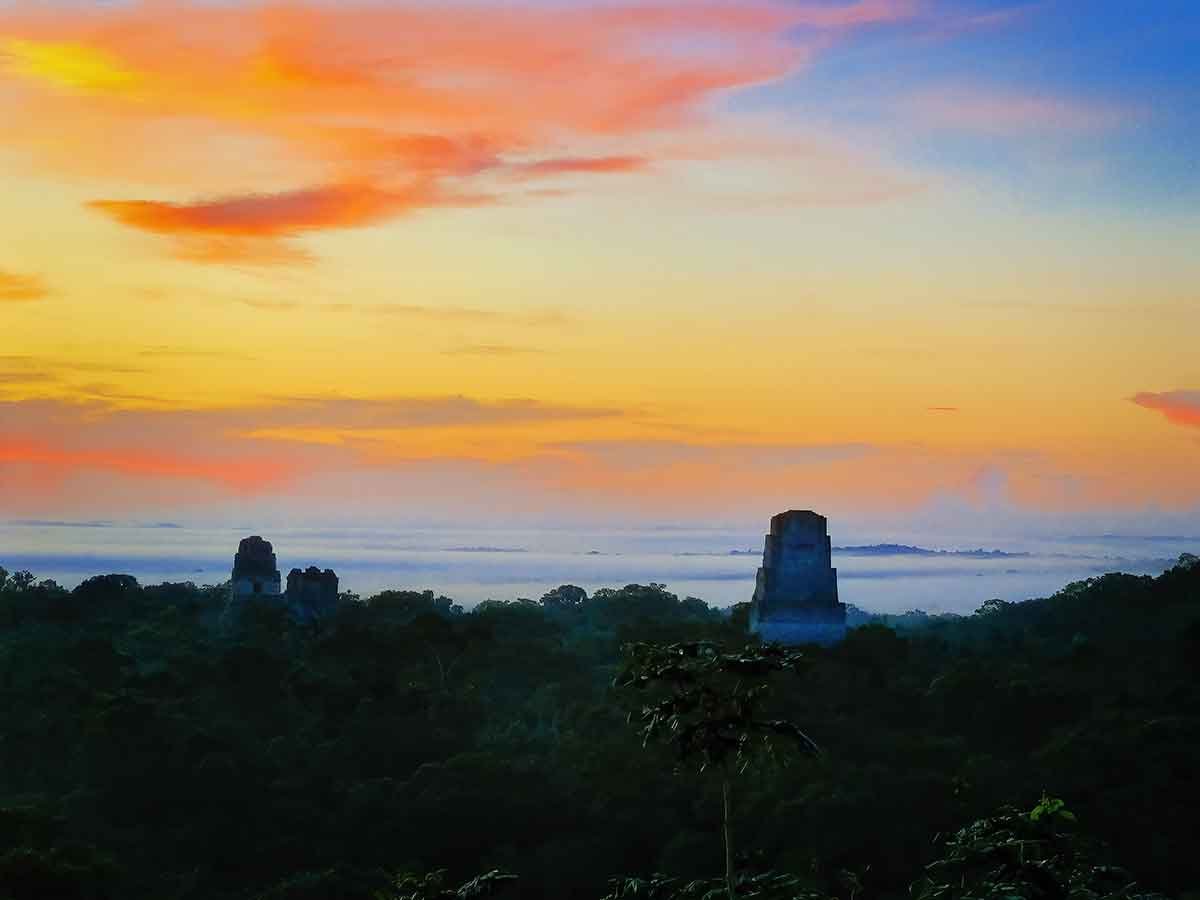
[832, 543, 1030, 559]
[676, 544, 1032, 558]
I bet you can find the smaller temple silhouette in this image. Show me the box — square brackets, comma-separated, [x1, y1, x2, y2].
[225, 536, 339, 626]
[748, 510, 846, 645]
[285, 566, 340, 624]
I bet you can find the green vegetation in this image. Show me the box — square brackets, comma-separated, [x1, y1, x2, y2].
[617, 641, 819, 899]
[0, 558, 1197, 899]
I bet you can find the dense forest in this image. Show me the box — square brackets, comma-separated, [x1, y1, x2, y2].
[0, 554, 1197, 900]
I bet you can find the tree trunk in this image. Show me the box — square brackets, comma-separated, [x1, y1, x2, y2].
[723, 778, 735, 900]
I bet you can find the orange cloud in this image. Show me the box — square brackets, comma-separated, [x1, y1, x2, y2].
[3, 398, 1199, 518]
[0, 438, 298, 492]
[323, 130, 504, 179]
[172, 237, 316, 267]
[0, 1, 922, 261]
[1132, 391, 1200, 429]
[508, 155, 650, 179]
[87, 180, 493, 262]
[89, 181, 487, 239]
[0, 269, 47, 302]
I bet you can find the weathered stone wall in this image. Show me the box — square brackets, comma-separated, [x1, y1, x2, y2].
[285, 566, 339, 623]
[231, 574, 282, 599]
[230, 536, 282, 600]
[749, 510, 845, 645]
[752, 621, 847, 646]
[224, 536, 284, 629]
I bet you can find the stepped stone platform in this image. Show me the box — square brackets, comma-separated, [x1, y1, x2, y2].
[231, 536, 282, 600]
[748, 510, 846, 646]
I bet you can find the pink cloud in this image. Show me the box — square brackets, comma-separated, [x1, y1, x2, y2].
[594, 0, 919, 31]
[906, 87, 1136, 135]
[787, 0, 921, 29]
[918, 3, 1040, 41]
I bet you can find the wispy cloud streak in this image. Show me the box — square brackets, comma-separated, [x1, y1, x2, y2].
[0, 269, 47, 302]
[90, 182, 489, 239]
[1132, 391, 1200, 428]
[905, 86, 1136, 136]
[0, 0, 923, 262]
[0, 438, 297, 492]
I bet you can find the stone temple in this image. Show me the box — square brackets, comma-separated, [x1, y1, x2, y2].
[231, 536, 282, 600]
[285, 566, 340, 623]
[225, 536, 339, 625]
[748, 510, 846, 645]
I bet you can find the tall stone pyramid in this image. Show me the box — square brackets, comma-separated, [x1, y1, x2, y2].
[748, 510, 846, 645]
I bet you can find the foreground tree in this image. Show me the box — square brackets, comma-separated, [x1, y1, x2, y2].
[616, 642, 820, 900]
[391, 869, 518, 899]
[912, 795, 1169, 900]
[600, 871, 822, 900]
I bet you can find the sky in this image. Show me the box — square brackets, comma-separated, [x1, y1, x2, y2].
[1, 0, 1198, 536]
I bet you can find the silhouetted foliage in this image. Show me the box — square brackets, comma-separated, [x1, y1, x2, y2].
[911, 795, 1168, 900]
[617, 641, 819, 898]
[0, 555, 1195, 899]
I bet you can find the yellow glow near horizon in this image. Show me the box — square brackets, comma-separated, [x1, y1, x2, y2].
[2, 38, 141, 95]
